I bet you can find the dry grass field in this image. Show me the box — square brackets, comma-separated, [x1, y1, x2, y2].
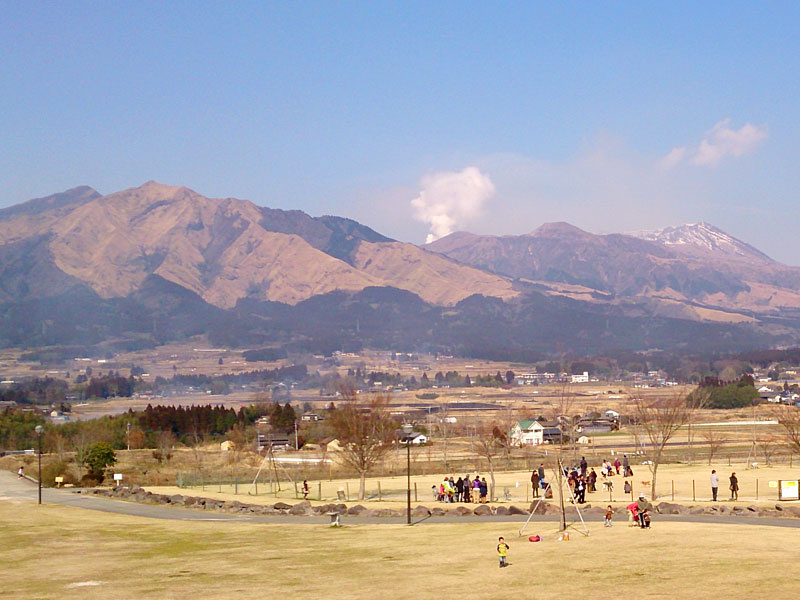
[1, 498, 798, 599]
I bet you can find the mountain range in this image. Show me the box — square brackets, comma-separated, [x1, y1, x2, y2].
[3, 182, 800, 359]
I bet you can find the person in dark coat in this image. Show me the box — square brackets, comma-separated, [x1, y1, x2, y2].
[455, 477, 464, 502]
[531, 470, 540, 498]
[588, 468, 597, 492]
[580, 456, 588, 476]
[576, 476, 586, 503]
[729, 472, 739, 501]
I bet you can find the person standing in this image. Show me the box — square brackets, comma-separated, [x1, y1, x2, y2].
[17, 466, 24, 479]
[636, 494, 651, 527]
[302, 479, 309, 500]
[614, 458, 621, 475]
[576, 476, 586, 504]
[480, 477, 488, 503]
[623, 454, 629, 476]
[588, 468, 597, 492]
[538, 463, 545, 483]
[463, 475, 472, 502]
[455, 476, 464, 502]
[580, 456, 588, 476]
[497, 537, 510, 568]
[729, 472, 739, 501]
[474, 476, 482, 502]
[604, 505, 613, 527]
[710, 469, 719, 501]
[531, 470, 540, 498]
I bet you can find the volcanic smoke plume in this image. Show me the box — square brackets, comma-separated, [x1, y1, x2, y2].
[411, 167, 495, 243]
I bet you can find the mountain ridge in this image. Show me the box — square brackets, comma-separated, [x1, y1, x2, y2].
[2, 182, 800, 357]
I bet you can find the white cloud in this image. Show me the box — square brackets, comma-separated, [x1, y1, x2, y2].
[663, 119, 767, 169]
[411, 166, 495, 243]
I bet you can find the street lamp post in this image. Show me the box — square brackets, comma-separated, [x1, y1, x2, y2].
[35, 425, 44, 505]
[402, 423, 413, 525]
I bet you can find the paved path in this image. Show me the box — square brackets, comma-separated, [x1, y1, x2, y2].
[3, 470, 799, 528]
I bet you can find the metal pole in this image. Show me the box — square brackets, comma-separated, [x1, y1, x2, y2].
[38, 431, 42, 505]
[406, 440, 411, 525]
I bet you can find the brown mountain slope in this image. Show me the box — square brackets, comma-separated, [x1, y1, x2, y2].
[425, 223, 800, 315]
[2, 182, 515, 308]
[352, 241, 516, 305]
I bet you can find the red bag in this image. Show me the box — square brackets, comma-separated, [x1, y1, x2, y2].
[528, 535, 541, 542]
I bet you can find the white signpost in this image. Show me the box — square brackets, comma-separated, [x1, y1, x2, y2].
[778, 480, 799, 501]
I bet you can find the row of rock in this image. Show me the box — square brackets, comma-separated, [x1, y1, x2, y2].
[655, 501, 800, 518]
[84, 486, 800, 520]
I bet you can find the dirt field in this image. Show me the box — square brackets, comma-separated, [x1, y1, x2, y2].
[151, 461, 800, 508]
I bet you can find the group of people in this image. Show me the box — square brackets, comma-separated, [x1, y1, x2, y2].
[626, 494, 653, 528]
[530, 455, 635, 504]
[434, 475, 489, 503]
[710, 469, 739, 501]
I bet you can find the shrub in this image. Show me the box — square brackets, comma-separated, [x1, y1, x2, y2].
[82, 442, 117, 480]
[41, 460, 75, 487]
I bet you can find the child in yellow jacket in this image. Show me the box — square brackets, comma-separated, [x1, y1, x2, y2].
[497, 537, 509, 567]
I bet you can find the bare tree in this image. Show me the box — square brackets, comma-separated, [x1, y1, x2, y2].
[494, 405, 519, 467]
[328, 391, 397, 500]
[634, 391, 701, 501]
[758, 436, 777, 466]
[700, 429, 728, 465]
[775, 404, 800, 456]
[157, 431, 175, 464]
[438, 400, 451, 471]
[72, 431, 91, 480]
[546, 385, 578, 531]
[472, 423, 501, 501]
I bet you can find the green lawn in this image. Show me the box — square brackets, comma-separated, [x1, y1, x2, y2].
[1, 498, 798, 599]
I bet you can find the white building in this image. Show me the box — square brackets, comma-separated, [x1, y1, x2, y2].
[571, 371, 589, 384]
[510, 420, 545, 446]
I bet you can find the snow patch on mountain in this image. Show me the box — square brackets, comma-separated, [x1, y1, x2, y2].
[629, 222, 773, 262]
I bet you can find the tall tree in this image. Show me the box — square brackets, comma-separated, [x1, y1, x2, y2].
[635, 391, 703, 501]
[472, 424, 501, 501]
[327, 391, 397, 500]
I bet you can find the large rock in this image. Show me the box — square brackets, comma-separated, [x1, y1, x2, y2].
[412, 505, 431, 517]
[431, 507, 446, 516]
[473, 505, 492, 516]
[169, 494, 184, 505]
[453, 506, 473, 516]
[494, 506, 510, 515]
[583, 506, 606, 515]
[288, 500, 312, 515]
[273, 502, 292, 510]
[656, 502, 684, 515]
[781, 506, 800, 518]
[347, 505, 367, 515]
[508, 505, 527, 515]
[528, 501, 551, 515]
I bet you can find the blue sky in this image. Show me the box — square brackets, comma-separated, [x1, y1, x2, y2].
[2, 2, 799, 262]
